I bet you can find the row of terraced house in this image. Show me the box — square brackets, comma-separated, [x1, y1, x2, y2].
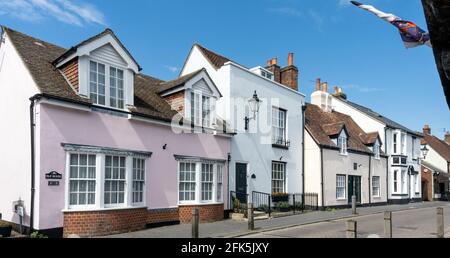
[0, 27, 448, 237]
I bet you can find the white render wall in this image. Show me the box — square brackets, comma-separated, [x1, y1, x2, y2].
[182, 46, 305, 196]
[0, 32, 40, 227]
[304, 131, 322, 203]
[424, 146, 448, 173]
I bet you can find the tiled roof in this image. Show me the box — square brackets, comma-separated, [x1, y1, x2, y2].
[422, 134, 450, 162]
[195, 44, 232, 69]
[336, 97, 421, 137]
[305, 103, 375, 154]
[2, 26, 182, 123]
[361, 132, 380, 145]
[156, 68, 204, 94]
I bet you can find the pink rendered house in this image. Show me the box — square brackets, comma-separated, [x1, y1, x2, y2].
[0, 26, 232, 237]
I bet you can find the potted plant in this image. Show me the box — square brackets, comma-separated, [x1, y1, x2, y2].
[257, 204, 270, 213]
[275, 202, 291, 212]
[272, 192, 289, 202]
[0, 221, 12, 238]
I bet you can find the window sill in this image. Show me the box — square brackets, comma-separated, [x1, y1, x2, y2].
[178, 202, 224, 207]
[272, 144, 289, 150]
[62, 205, 147, 213]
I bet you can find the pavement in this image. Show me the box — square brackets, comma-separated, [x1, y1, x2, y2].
[104, 201, 450, 238]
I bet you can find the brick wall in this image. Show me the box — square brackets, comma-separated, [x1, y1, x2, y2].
[63, 208, 147, 238]
[179, 204, 224, 223]
[147, 208, 179, 224]
[280, 66, 299, 92]
[422, 166, 433, 201]
[61, 57, 79, 91]
[163, 91, 185, 115]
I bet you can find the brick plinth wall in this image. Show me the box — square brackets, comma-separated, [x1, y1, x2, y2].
[63, 208, 147, 238]
[179, 204, 224, 223]
[147, 208, 179, 224]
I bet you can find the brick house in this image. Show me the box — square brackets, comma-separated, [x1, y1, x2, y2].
[0, 27, 232, 237]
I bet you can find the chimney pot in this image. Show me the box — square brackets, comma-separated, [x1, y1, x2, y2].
[272, 57, 278, 65]
[322, 82, 328, 93]
[288, 53, 294, 66]
[316, 78, 321, 91]
[423, 125, 431, 135]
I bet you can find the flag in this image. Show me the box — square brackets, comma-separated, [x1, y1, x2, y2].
[350, 1, 431, 48]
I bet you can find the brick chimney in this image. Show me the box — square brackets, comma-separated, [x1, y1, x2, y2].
[445, 132, 450, 144]
[265, 57, 281, 83]
[423, 125, 431, 135]
[280, 53, 299, 91]
[315, 78, 321, 91]
[322, 82, 328, 93]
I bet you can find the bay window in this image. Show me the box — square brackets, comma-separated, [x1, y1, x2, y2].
[132, 158, 146, 204]
[393, 133, 398, 154]
[69, 154, 97, 206]
[89, 60, 125, 109]
[64, 144, 151, 211]
[272, 107, 287, 145]
[336, 175, 346, 200]
[401, 133, 407, 155]
[401, 170, 407, 194]
[393, 170, 398, 193]
[178, 159, 225, 204]
[272, 162, 286, 194]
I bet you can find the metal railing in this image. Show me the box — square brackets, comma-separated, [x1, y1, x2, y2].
[252, 191, 272, 217]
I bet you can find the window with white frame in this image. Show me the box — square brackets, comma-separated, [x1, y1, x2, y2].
[338, 135, 348, 155]
[104, 155, 126, 205]
[179, 162, 196, 202]
[374, 140, 381, 159]
[109, 67, 124, 109]
[216, 164, 223, 202]
[132, 158, 145, 204]
[69, 154, 96, 206]
[190, 91, 213, 128]
[201, 163, 214, 201]
[393, 170, 399, 193]
[272, 162, 286, 193]
[89, 60, 126, 109]
[336, 175, 346, 200]
[401, 169, 407, 194]
[178, 160, 224, 204]
[372, 176, 380, 197]
[272, 107, 287, 145]
[393, 133, 398, 154]
[401, 133, 407, 155]
[90, 61, 106, 105]
[65, 147, 149, 211]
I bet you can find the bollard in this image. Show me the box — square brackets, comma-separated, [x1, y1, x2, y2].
[384, 211, 392, 238]
[248, 203, 254, 231]
[192, 208, 199, 238]
[437, 207, 444, 238]
[346, 220, 357, 238]
[352, 195, 357, 215]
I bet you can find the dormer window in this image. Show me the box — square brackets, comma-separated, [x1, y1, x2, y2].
[89, 61, 125, 109]
[338, 133, 348, 155]
[191, 91, 212, 128]
[373, 140, 381, 159]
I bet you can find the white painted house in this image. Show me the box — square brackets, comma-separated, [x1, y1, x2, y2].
[180, 45, 306, 206]
[318, 86, 423, 204]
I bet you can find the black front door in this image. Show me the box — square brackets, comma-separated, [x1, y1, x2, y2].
[348, 176, 361, 204]
[235, 163, 247, 203]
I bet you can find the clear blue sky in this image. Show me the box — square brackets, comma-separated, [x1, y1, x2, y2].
[1, 0, 449, 138]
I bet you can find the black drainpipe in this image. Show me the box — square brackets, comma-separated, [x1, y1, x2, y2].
[384, 127, 389, 204]
[301, 105, 306, 205]
[320, 148, 324, 208]
[29, 95, 40, 234]
[368, 155, 372, 206]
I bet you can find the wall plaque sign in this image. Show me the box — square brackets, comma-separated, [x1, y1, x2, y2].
[46, 171, 62, 180]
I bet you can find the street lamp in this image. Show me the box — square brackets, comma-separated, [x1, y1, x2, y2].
[421, 144, 429, 159]
[245, 91, 261, 131]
